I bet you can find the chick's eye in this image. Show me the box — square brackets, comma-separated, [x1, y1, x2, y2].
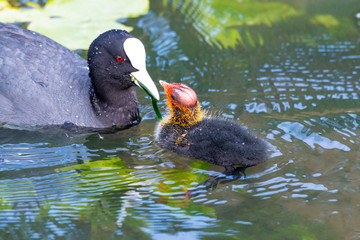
[116, 56, 124, 62]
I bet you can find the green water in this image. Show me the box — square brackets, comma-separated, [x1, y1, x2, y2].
[1, 0, 360, 239]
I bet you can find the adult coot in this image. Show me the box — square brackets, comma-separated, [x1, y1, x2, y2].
[0, 22, 159, 129]
[156, 81, 268, 175]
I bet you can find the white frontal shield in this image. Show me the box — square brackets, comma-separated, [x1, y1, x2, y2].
[124, 38, 160, 101]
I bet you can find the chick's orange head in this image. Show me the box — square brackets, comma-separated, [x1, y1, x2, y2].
[159, 81, 198, 108]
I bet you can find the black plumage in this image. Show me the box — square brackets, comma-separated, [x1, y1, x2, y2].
[156, 81, 268, 174]
[0, 22, 158, 129]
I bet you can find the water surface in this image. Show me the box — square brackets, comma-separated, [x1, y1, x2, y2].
[1, 0, 360, 239]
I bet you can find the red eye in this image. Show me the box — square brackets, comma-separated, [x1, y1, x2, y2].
[116, 56, 124, 62]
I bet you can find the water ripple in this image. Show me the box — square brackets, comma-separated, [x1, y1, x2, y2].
[245, 42, 359, 114]
[233, 174, 333, 200]
[0, 143, 92, 171]
[137, 11, 189, 70]
[277, 121, 350, 151]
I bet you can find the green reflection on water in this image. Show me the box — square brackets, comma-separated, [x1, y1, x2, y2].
[0, 0, 359, 239]
[162, 0, 299, 48]
[0, 198, 12, 210]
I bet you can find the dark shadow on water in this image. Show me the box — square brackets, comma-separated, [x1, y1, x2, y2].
[176, 166, 248, 198]
[0, 121, 138, 145]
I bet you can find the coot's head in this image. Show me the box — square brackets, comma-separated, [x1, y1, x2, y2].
[88, 30, 159, 101]
[159, 80, 203, 127]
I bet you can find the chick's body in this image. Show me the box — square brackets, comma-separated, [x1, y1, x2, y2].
[157, 117, 268, 169]
[156, 81, 268, 174]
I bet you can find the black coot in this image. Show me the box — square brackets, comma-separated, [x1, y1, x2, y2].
[0, 22, 159, 129]
[156, 81, 268, 175]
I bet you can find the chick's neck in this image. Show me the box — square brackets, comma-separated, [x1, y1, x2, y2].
[163, 101, 204, 128]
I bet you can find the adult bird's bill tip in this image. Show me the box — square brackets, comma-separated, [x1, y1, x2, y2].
[131, 71, 160, 101]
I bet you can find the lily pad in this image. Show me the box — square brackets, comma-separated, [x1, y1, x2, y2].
[0, 0, 149, 49]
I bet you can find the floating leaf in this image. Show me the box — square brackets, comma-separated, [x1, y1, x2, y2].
[0, 0, 149, 49]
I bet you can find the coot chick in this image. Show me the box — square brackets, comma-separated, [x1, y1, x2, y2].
[156, 81, 268, 175]
[0, 22, 159, 129]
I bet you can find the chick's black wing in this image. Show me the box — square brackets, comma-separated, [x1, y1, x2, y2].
[187, 118, 268, 167]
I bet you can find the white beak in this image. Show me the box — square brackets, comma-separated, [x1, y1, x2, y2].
[124, 38, 160, 101]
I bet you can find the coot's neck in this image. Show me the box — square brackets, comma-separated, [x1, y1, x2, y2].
[163, 101, 203, 128]
[89, 77, 140, 127]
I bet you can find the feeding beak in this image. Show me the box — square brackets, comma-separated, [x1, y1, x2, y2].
[124, 38, 160, 101]
[131, 69, 160, 101]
